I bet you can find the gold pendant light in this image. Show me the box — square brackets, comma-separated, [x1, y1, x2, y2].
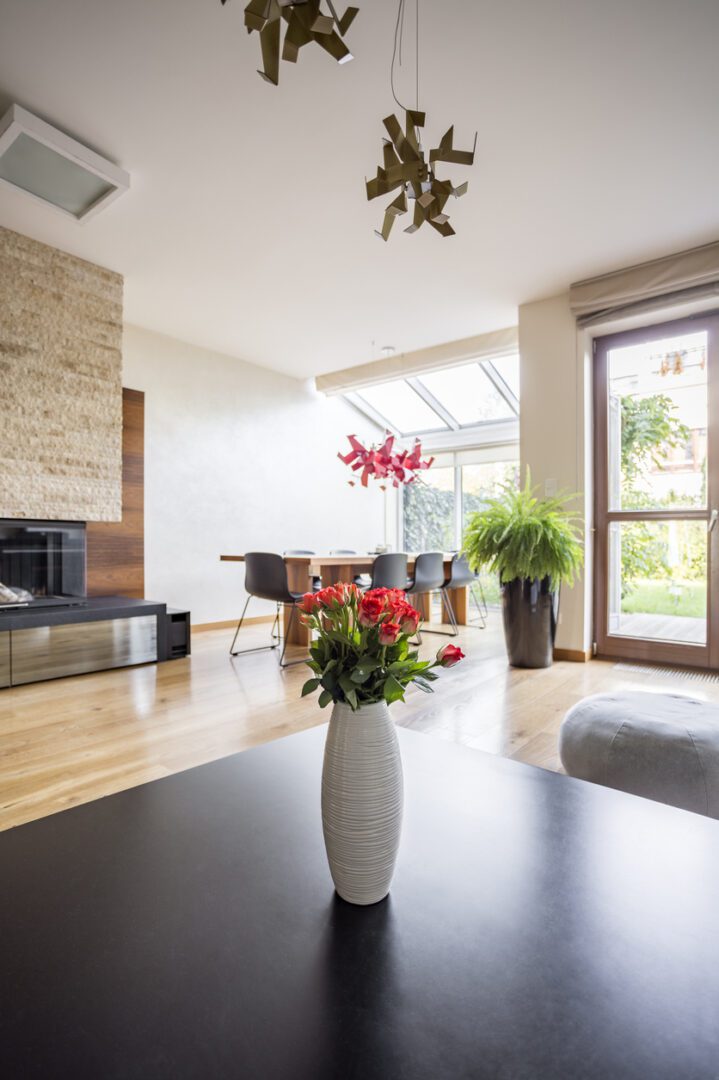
[366, 0, 476, 240]
[221, 0, 359, 86]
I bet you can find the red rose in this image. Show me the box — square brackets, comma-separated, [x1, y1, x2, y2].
[317, 585, 344, 609]
[378, 620, 401, 645]
[358, 594, 385, 626]
[298, 593, 321, 614]
[436, 644, 465, 667]
[398, 604, 420, 636]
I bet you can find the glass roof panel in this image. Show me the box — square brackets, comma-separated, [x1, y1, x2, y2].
[357, 379, 449, 434]
[418, 363, 515, 425]
[488, 353, 520, 401]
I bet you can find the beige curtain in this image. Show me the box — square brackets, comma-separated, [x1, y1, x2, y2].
[569, 240, 719, 325]
[315, 326, 518, 395]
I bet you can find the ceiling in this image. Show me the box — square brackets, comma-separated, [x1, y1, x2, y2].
[1, 0, 718, 379]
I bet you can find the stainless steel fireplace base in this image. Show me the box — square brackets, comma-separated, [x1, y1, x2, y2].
[0, 632, 9, 688]
[0, 597, 175, 688]
[11, 616, 157, 685]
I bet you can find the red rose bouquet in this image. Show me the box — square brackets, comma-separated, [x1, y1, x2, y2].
[298, 583, 464, 711]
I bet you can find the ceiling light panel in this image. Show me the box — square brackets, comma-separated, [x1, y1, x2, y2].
[0, 104, 129, 222]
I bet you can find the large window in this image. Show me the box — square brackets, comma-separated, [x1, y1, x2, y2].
[343, 352, 520, 587]
[402, 451, 519, 554]
[403, 467, 456, 551]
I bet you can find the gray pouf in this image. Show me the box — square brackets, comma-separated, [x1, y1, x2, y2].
[559, 691, 719, 819]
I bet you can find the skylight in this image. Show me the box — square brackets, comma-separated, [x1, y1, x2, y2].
[418, 364, 515, 425]
[356, 379, 449, 434]
[347, 354, 520, 437]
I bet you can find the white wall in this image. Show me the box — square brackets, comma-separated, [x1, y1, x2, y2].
[518, 294, 592, 654]
[122, 325, 386, 624]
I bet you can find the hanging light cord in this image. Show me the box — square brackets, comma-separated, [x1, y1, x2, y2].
[391, 0, 420, 113]
[416, 0, 419, 112]
[391, 0, 407, 111]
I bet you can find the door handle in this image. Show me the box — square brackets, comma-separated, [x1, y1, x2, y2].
[709, 509, 719, 534]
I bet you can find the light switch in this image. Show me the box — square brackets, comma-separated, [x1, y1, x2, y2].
[544, 478, 557, 497]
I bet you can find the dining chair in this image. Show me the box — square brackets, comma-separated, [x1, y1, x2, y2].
[369, 552, 409, 590]
[230, 552, 306, 667]
[438, 553, 486, 635]
[406, 552, 446, 642]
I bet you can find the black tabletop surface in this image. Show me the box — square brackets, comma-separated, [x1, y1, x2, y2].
[2, 724, 718, 1080]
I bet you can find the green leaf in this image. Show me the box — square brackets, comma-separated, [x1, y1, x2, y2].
[318, 689, 334, 709]
[383, 674, 405, 704]
[301, 678, 321, 697]
[338, 672, 357, 695]
[462, 467, 583, 586]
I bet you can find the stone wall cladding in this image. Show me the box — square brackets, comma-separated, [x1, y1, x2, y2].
[0, 226, 123, 522]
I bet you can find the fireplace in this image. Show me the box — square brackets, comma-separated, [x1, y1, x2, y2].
[0, 520, 86, 607]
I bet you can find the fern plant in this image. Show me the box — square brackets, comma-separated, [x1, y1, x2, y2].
[463, 471, 583, 587]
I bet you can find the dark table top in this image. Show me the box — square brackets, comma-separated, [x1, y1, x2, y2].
[2, 725, 718, 1080]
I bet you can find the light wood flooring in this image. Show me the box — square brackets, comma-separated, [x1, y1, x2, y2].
[3, 613, 719, 832]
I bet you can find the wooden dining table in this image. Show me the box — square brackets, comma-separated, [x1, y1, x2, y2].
[220, 553, 468, 647]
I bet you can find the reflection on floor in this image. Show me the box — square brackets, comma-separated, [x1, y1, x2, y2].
[614, 612, 705, 645]
[3, 611, 719, 831]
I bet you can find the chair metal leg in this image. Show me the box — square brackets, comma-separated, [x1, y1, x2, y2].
[279, 605, 307, 668]
[271, 604, 280, 640]
[419, 588, 460, 637]
[229, 596, 280, 657]
[477, 578, 489, 619]
[469, 583, 487, 629]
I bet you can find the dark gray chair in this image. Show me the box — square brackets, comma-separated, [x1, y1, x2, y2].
[370, 552, 408, 590]
[438, 553, 486, 635]
[230, 552, 305, 667]
[406, 552, 446, 642]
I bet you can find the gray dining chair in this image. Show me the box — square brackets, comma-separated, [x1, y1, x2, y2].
[369, 552, 409, 591]
[230, 552, 306, 667]
[438, 553, 486, 634]
[406, 552, 446, 642]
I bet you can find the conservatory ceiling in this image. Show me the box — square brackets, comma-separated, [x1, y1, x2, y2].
[347, 354, 519, 438]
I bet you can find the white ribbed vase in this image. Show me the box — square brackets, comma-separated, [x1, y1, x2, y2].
[321, 701, 403, 906]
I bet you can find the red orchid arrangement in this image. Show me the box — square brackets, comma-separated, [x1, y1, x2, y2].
[338, 432, 434, 489]
[298, 582, 464, 711]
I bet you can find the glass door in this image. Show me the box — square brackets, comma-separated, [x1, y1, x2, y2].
[594, 313, 719, 667]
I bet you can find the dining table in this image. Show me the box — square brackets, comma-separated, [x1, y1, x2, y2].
[220, 553, 469, 646]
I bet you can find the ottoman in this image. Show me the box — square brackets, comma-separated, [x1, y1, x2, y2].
[559, 691, 719, 819]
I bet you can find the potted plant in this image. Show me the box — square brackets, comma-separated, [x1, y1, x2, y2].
[463, 473, 583, 668]
[299, 583, 464, 906]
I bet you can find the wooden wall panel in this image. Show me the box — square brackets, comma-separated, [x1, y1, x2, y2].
[86, 389, 144, 598]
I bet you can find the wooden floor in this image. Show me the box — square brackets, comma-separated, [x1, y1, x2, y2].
[3, 612, 719, 832]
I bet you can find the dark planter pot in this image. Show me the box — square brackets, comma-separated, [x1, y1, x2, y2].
[501, 577, 559, 668]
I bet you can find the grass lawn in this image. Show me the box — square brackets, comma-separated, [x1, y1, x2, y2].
[622, 579, 705, 618]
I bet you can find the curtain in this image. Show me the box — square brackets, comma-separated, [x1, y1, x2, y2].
[315, 326, 518, 395]
[569, 240, 719, 326]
